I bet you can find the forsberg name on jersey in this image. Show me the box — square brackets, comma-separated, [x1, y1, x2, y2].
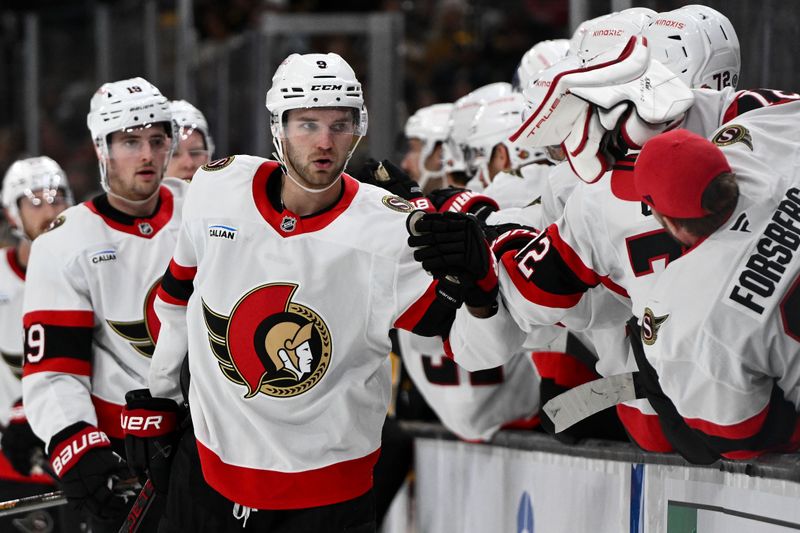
[728, 187, 800, 316]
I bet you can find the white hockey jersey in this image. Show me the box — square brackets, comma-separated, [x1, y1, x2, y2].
[639, 101, 800, 459]
[22, 179, 188, 447]
[149, 156, 452, 510]
[483, 164, 552, 211]
[397, 330, 540, 441]
[0, 248, 26, 422]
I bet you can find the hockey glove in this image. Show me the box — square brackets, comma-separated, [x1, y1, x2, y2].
[122, 388, 183, 495]
[407, 211, 498, 308]
[49, 421, 132, 520]
[427, 187, 499, 221]
[355, 158, 434, 211]
[0, 399, 45, 476]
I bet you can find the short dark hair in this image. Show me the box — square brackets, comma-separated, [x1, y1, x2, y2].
[672, 172, 739, 238]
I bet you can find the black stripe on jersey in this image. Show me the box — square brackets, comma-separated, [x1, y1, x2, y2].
[408, 298, 455, 338]
[92, 193, 163, 226]
[24, 324, 92, 363]
[628, 318, 798, 463]
[519, 244, 596, 296]
[161, 268, 194, 303]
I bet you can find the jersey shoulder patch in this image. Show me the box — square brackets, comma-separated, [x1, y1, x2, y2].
[201, 156, 236, 172]
[381, 195, 414, 213]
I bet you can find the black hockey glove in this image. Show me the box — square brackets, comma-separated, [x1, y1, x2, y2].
[427, 187, 499, 221]
[49, 421, 133, 520]
[407, 211, 498, 309]
[355, 159, 434, 211]
[122, 388, 184, 495]
[0, 398, 45, 476]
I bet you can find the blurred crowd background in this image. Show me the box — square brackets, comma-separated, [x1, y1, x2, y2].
[0, 0, 798, 232]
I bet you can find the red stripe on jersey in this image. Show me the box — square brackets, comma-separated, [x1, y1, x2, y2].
[196, 440, 380, 509]
[683, 403, 770, 440]
[168, 259, 197, 280]
[22, 358, 91, 377]
[92, 395, 125, 440]
[600, 276, 630, 298]
[503, 253, 584, 308]
[442, 337, 455, 360]
[23, 310, 94, 328]
[393, 281, 437, 331]
[616, 403, 673, 452]
[6, 248, 25, 281]
[86, 186, 174, 239]
[547, 225, 603, 288]
[719, 419, 800, 460]
[532, 351, 598, 389]
[252, 162, 360, 238]
[157, 286, 189, 306]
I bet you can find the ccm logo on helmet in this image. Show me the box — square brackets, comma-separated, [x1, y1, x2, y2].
[311, 85, 343, 91]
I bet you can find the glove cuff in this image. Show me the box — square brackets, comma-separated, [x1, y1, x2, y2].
[438, 190, 499, 216]
[49, 422, 111, 477]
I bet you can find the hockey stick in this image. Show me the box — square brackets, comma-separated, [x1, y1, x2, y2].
[117, 478, 156, 533]
[542, 371, 645, 433]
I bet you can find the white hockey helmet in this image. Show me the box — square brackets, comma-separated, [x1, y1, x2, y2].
[466, 92, 543, 181]
[170, 100, 215, 158]
[519, 55, 583, 164]
[2, 156, 74, 238]
[644, 5, 740, 90]
[87, 77, 176, 192]
[512, 39, 570, 92]
[568, 13, 614, 57]
[447, 82, 513, 177]
[404, 103, 454, 188]
[577, 8, 656, 64]
[266, 53, 367, 175]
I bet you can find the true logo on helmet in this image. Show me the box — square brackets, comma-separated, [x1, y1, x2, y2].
[712, 125, 753, 151]
[202, 283, 331, 398]
[641, 307, 669, 346]
[107, 278, 162, 357]
[201, 156, 235, 172]
[381, 195, 413, 213]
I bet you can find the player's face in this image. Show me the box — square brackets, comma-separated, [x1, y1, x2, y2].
[167, 129, 209, 181]
[18, 189, 69, 240]
[106, 125, 171, 201]
[401, 138, 423, 182]
[283, 108, 356, 189]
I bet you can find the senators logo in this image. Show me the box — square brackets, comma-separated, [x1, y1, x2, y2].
[712, 125, 753, 151]
[107, 279, 162, 357]
[203, 283, 331, 398]
[641, 307, 669, 346]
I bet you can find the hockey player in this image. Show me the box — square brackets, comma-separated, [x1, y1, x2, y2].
[166, 99, 215, 181]
[413, 6, 769, 453]
[21, 77, 186, 531]
[0, 157, 75, 530]
[401, 103, 452, 193]
[142, 52, 456, 532]
[628, 118, 800, 462]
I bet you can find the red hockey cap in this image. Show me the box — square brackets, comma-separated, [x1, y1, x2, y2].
[633, 129, 731, 218]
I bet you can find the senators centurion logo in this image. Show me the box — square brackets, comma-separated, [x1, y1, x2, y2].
[203, 283, 332, 398]
[107, 279, 162, 357]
